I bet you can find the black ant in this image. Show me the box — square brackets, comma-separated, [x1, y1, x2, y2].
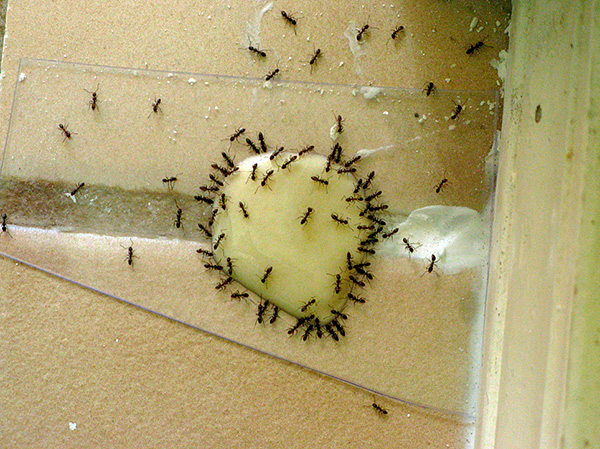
[287, 316, 309, 335]
[196, 248, 213, 257]
[358, 247, 376, 255]
[314, 318, 323, 339]
[219, 193, 227, 211]
[249, 163, 258, 182]
[423, 82, 436, 97]
[300, 207, 314, 225]
[174, 200, 183, 229]
[450, 102, 463, 120]
[300, 298, 316, 312]
[372, 403, 388, 415]
[213, 233, 225, 250]
[349, 275, 365, 287]
[212, 163, 231, 177]
[325, 324, 339, 341]
[246, 137, 261, 155]
[281, 155, 298, 170]
[226, 257, 234, 275]
[337, 167, 356, 174]
[204, 263, 223, 271]
[362, 171, 375, 190]
[260, 169, 274, 187]
[70, 182, 85, 196]
[356, 23, 371, 42]
[229, 127, 246, 142]
[265, 68, 280, 81]
[365, 204, 388, 213]
[256, 300, 269, 324]
[208, 209, 217, 227]
[261, 266, 273, 284]
[149, 97, 162, 116]
[269, 306, 279, 324]
[367, 215, 386, 226]
[354, 265, 373, 280]
[345, 196, 363, 203]
[121, 240, 136, 266]
[331, 319, 346, 336]
[195, 195, 214, 205]
[231, 291, 249, 300]
[162, 174, 181, 191]
[333, 274, 342, 294]
[215, 277, 233, 291]
[248, 45, 267, 58]
[466, 40, 485, 55]
[1, 213, 8, 234]
[357, 224, 374, 230]
[269, 147, 285, 161]
[258, 132, 268, 153]
[84, 84, 100, 111]
[298, 145, 314, 156]
[334, 114, 344, 134]
[330, 143, 343, 163]
[425, 254, 439, 274]
[346, 252, 354, 270]
[382, 228, 399, 239]
[302, 324, 314, 341]
[198, 223, 212, 238]
[348, 293, 366, 304]
[199, 185, 219, 193]
[435, 177, 449, 193]
[365, 191, 382, 202]
[390, 25, 405, 40]
[360, 237, 378, 247]
[221, 152, 235, 169]
[209, 174, 224, 187]
[331, 309, 348, 320]
[331, 213, 349, 225]
[58, 123, 76, 141]
[344, 156, 361, 168]
[239, 201, 249, 218]
[309, 48, 322, 72]
[353, 179, 364, 194]
[281, 10, 298, 27]
[311, 175, 329, 186]
[367, 228, 382, 239]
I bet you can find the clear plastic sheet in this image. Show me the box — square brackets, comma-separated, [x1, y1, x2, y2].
[0, 58, 499, 417]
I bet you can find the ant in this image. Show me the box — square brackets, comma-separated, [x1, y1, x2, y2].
[357, 224, 374, 230]
[209, 174, 224, 187]
[298, 145, 314, 156]
[302, 324, 314, 341]
[121, 240, 136, 266]
[195, 195, 214, 205]
[382, 228, 399, 239]
[337, 167, 356, 174]
[325, 324, 339, 341]
[331, 213, 349, 226]
[196, 248, 213, 257]
[258, 132, 268, 153]
[210, 164, 231, 179]
[58, 123, 76, 142]
[221, 152, 236, 169]
[334, 114, 344, 134]
[348, 293, 366, 304]
[367, 215, 386, 226]
[269, 146, 285, 161]
[354, 265, 373, 280]
[390, 25, 405, 40]
[162, 174, 181, 191]
[215, 277, 233, 291]
[356, 23, 371, 42]
[330, 143, 343, 163]
[204, 263, 223, 271]
[365, 204, 388, 213]
[84, 84, 100, 111]
[256, 300, 269, 324]
[239, 201, 249, 218]
[1, 213, 8, 234]
[349, 275, 365, 287]
[149, 97, 162, 117]
[423, 82, 436, 97]
[345, 196, 363, 203]
[213, 233, 225, 250]
[208, 209, 217, 227]
[228, 127, 246, 142]
[346, 251, 354, 270]
[425, 254, 439, 274]
[219, 193, 227, 211]
[333, 274, 342, 294]
[450, 101, 464, 120]
[226, 257, 234, 275]
[174, 200, 183, 229]
[353, 179, 363, 194]
[260, 169, 274, 187]
[265, 68, 280, 81]
[300, 298, 316, 312]
[249, 163, 258, 182]
[358, 247, 376, 255]
[362, 171, 375, 190]
[246, 137, 261, 155]
[466, 40, 485, 55]
[300, 207, 314, 225]
[70, 182, 85, 196]
[281, 10, 298, 28]
[344, 156, 361, 168]
[435, 177, 449, 193]
[198, 223, 212, 238]
[261, 266, 273, 284]
[231, 291, 249, 300]
[311, 175, 329, 186]
[372, 403, 388, 416]
[308, 48, 322, 72]
[314, 318, 323, 339]
[331, 309, 348, 320]
[365, 190, 381, 202]
[269, 306, 279, 324]
[331, 319, 345, 336]
[281, 155, 298, 170]
[287, 316, 309, 335]
[248, 45, 267, 58]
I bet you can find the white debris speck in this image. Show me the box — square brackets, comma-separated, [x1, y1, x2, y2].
[214, 106, 219, 111]
[205, 81, 209, 86]
[469, 17, 479, 32]
[263, 81, 273, 89]
[167, 73, 174, 78]
[207, 15, 212, 20]
[476, 26, 484, 33]
[64, 193, 77, 203]
[116, 338, 119, 342]
[382, 111, 389, 115]
[306, 37, 310, 41]
[339, 61, 345, 67]
[359, 86, 383, 100]
[69, 422, 77, 431]
[18, 72, 26, 82]
[418, 114, 427, 123]
[496, 21, 501, 27]
[188, 77, 197, 85]
[330, 125, 340, 141]
[445, 78, 451, 83]
[450, 63, 456, 68]
[173, 130, 178, 135]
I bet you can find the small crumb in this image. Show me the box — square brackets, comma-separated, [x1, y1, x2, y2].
[188, 77, 197, 85]
[205, 81, 210, 86]
[339, 61, 345, 67]
[116, 338, 119, 342]
[445, 78, 451, 83]
[469, 17, 479, 32]
[167, 73, 174, 78]
[382, 111, 389, 115]
[207, 15, 212, 19]
[476, 26, 484, 33]
[18, 72, 27, 82]
[69, 422, 77, 431]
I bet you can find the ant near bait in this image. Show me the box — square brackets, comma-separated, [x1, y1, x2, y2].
[199, 185, 219, 193]
[357, 224, 375, 230]
[300, 207, 314, 225]
[344, 155, 361, 168]
[260, 169, 275, 188]
[195, 195, 214, 205]
[208, 209, 217, 227]
[58, 123, 76, 142]
[196, 248, 213, 257]
[346, 251, 354, 270]
[390, 25, 405, 40]
[302, 323, 314, 341]
[226, 257, 234, 275]
[423, 82, 436, 97]
[435, 177, 449, 193]
[450, 102, 464, 120]
[219, 193, 227, 211]
[331, 274, 342, 294]
[325, 324, 339, 341]
[246, 138, 261, 155]
[337, 167, 356, 174]
[150, 97, 162, 115]
[424, 254, 440, 274]
[70, 182, 85, 196]
[345, 195, 364, 203]
[265, 68, 280, 81]
[121, 240, 136, 266]
[367, 215, 386, 226]
[212, 163, 232, 177]
[382, 228, 399, 239]
[331, 213, 349, 226]
[248, 45, 267, 58]
[174, 200, 183, 229]
[331, 309, 348, 320]
[215, 277, 233, 291]
[362, 171, 375, 190]
[300, 298, 316, 312]
[331, 319, 346, 337]
[213, 233, 225, 250]
[308, 48, 322, 73]
[402, 238, 419, 255]
[358, 247, 376, 255]
[298, 145, 314, 157]
[354, 265, 373, 280]
[228, 127, 246, 142]
[221, 152, 235, 169]
[372, 403, 388, 416]
[466, 40, 486, 55]
[311, 175, 329, 186]
[239, 201, 249, 218]
[256, 300, 270, 324]
[314, 318, 323, 339]
[360, 237, 378, 247]
[258, 132, 268, 153]
[84, 84, 100, 111]
[333, 114, 344, 134]
[249, 163, 258, 182]
[331, 143, 343, 163]
[269, 146, 285, 161]
[353, 179, 363, 194]
[365, 204, 388, 213]
[287, 316, 309, 335]
[261, 266, 273, 284]
[162, 174, 181, 191]
[209, 174, 224, 187]
[349, 275, 366, 287]
[204, 262, 223, 271]
[281, 155, 298, 170]
[269, 306, 279, 324]
[348, 292, 366, 304]
[365, 191, 382, 202]
[231, 291, 249, 300]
